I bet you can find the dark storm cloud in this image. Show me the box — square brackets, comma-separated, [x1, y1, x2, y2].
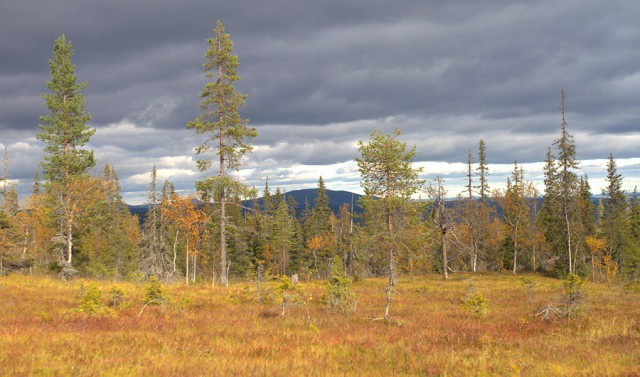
[2, 0, 640, 202]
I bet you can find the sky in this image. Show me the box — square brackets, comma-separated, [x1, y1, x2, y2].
[1, 0, 640, 204]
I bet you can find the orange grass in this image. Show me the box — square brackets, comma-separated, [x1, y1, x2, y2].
[0, 273, 639, 376]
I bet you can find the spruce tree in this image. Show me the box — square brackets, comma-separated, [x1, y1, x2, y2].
[553, 89, 580, 274]
[601, 154, 635, 275]
[187, 21, 258, 286]
[476, 139, 489, 202]
[311, 176, 332, 234]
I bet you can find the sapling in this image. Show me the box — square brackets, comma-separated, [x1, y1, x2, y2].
[326, 255, 356, 314]
[138, 276, 168, 317]
[462, 283, 489, 318]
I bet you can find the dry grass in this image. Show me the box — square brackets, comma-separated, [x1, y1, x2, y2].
[0, 273, 638, 376]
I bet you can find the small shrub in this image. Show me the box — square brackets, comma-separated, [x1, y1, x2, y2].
[79, 284, 103, 314]
[462, 284, 489, 318]
[519, 277, 537, 311]
[177, 296, 193, 315]
[275, 275, 303, 318]
[144, 276, 167, 307]
[108, 287, 125, 308]
[326, 256, 356, 314]
[562, 273, 587, 320]
[72, 284, 114, 317]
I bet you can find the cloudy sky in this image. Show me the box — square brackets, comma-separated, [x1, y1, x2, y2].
[1, 0, 639, 204]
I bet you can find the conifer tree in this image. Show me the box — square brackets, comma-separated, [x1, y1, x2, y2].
[140, 166, 173, 280]
[357, 129, 424, 320]
[574, 176, 596, 273]
[187, 21, 258, 286]
[476, 140, 489, 202]
[629, 188, 640, 277]
[501, 163, 530, 274]
[601, 154, 635, 275]
[553, 89, 580, 274]
[311, 176, 332, 234]
[37, 35, 96, 266]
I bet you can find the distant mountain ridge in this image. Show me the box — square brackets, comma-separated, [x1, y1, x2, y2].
[127, 188, 365, 222]
[128, 190, 615, 222]
[244, 188, 364, 216]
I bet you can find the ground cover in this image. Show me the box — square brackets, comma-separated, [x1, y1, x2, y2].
[0, 273, 638, 376]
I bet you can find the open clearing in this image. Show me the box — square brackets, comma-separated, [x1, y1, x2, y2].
[1, 273, 639, 376]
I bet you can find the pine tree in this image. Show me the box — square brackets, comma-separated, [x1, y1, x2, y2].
[38, 35, 95, 184]
[356, 129, 424, 320]
[187, 21, 258, 286]
[37, 35, 96, 266]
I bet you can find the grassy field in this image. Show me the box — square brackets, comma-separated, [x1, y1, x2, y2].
[0, 273, 638, 376]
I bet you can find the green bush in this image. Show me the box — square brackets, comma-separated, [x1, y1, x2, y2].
[144, 276, 167, 307]
[326, 256, 356, 314]
[108, 287, 125, 308]
[562, 273, 587, 319]
[462, 284, 489, 318]
[72, 284, 114, 317]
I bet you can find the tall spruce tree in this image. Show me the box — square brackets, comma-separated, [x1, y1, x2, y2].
[187, 21, 258, 286]
[601, 154, 634, 275]
[476, 139, 489, 202]
[356, 129, 424, 320]
[553, 89, 580, 274]
[37, 35, 95, 266]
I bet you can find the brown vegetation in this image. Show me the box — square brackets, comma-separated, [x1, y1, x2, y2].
[1, 273, 638, 376]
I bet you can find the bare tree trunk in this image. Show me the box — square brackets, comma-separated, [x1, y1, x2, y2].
[441, 226, 448, 280]
[532, 244, 536, 272]
[185, 236, 189, 285]
[23, 229, 29, 257]
[513, 240, 518, 274]
[66, 211, 73, 264]
[192, 250, 197, 283]
[565, 211, 573, 274]
[172, 229, 179, 275]
[472, 238, 478, 272]
[220, 188, 227, 286]
[384, 207, 394, 321]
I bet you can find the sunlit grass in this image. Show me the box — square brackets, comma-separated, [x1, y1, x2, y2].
[0, 273, 638, 376]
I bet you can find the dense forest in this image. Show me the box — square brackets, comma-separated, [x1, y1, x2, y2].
[1, 22, 639, 287]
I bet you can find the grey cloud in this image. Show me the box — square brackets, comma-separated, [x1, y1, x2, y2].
[2, 0, 640, 202]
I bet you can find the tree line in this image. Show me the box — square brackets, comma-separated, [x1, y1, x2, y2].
[1, 22, 639, 286]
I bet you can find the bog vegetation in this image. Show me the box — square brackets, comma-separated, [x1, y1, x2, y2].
[1, 20, 640, 375]
[1, 274, 639, 375]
